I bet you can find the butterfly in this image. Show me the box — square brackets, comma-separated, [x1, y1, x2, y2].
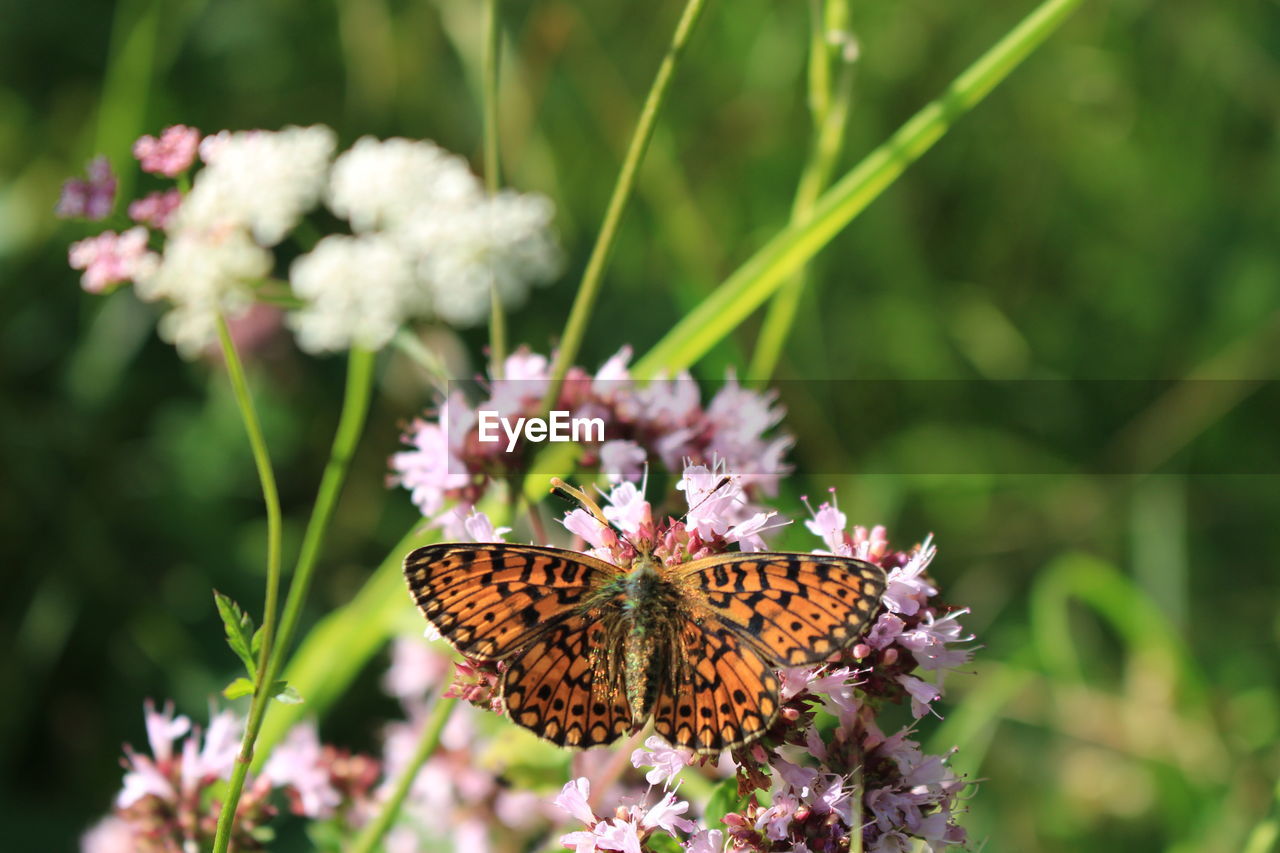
[403, 497, 885, 754]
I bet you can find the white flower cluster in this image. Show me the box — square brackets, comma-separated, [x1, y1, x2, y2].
[290, 137, 560, 352]
[134, 125, 336, 355]
[124, 127, 559, 357]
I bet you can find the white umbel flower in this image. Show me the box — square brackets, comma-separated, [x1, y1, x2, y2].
[133, 225, 272, 356]
[178, 125, 337, 246]
[288, 234, 420, 353]
[328, 136, 480, 232]
[406, 190, 560, 326]
[296, 135, 560, 341]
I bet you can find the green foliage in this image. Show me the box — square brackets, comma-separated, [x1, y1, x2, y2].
[2, 0, 1277, 850]
[214, 589, 258, 676]
[703, 777, 744, 829]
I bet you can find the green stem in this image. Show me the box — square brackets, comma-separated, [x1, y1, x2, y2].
[266, 347, 377, 680]
[482, 0, 501, 196]
[635, 0, 1083, 378]
[211, 314, 284, 853]
[214, 346, 375, 851]
[542, 0, 712, 405]
[391, 328, 451, 393]
[348, 697, 459, 853]
[750, 0, 857, 380]
[483, 0, 507, 379]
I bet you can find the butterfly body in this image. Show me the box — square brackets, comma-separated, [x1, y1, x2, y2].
[404, 541, 886, 754]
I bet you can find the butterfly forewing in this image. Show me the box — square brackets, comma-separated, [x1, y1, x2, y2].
[653, 620, 781, 753]
[501, 613, 633, 748]
[678, 553, 887, 667]
[403, 543, 618, 660]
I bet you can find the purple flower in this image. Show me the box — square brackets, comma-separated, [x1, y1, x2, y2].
[640, 788, 696, 834]
[881, 538, 938, 617]
[142, 699, 189, 764]
[389, 395, 475, 517]
[600, 439, 647, 482]
[383, 636, 454, 704]
[678, 462, 785, 550]
[866, 613, 907, 650]
[263, 722, 342, 818]
[684, 828, 725, 853]
[117, 744, 174, 808]
[80, 817, 135, 853]
[803, 496, 848, 553]
[897, 674, 942, 719]
[439, 507, 511, 543]
[191, 707, 241, 781]
[133, 125, 201, 176]
[56, 156, 117, 220]
[554, 777, 597, 825]
[601, 482, 652, 538]
[896, 610, 973, 671]
[630, 735, 693, 786]
[754, 789, 799, 840]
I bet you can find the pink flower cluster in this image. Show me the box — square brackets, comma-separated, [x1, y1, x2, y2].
[708, 499, 973, 853]
[380, 637, 567, 853]
[390, 347, 793, 532]
[62, 125, 203, 294]
[82, 701, 383, 853]
[555, 775, 696, 853]
[83, 701, 267, 852]
[56, 156, 117, 221]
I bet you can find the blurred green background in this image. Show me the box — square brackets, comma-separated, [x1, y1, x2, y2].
[2, 0, 1278, 849]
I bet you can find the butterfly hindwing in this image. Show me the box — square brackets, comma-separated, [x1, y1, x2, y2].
[501, 613, 633, 748]
[653, 618, 781, 753]
[403, 543, 619, 660]
[678, 553, 886, 667]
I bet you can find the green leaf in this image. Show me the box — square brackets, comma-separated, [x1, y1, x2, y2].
[251, 625, 263, 657]
[632, 0, 1085, 377]
[213, 590, 257, 677]
[703, 777, 743, 828]
[222, 677, 254, 700]
[269, 681, 304, 704]
[645, 834, 683, 853]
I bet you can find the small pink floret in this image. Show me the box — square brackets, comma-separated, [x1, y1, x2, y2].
[128, 189, 183, 228]
[68, 227, 155, 293]
[133, 125, 201, 176]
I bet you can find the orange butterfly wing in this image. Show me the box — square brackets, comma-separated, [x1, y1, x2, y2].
[501, 613, 634, 748]
[652, 619, 781, 753]
[677, 552, 886, 666]
[402, 543, 620, 660]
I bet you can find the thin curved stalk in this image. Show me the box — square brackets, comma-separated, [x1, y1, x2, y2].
[210, 314, 284, 853]
[750, 0, 857, 380]
[542, 0, 713, 406]
[348, 697, 459, 853]
[266, 346, 377, 679]
[635, 0, 1085, 378]
[215, 346, 376, 850]
[484, 0, 508, 379]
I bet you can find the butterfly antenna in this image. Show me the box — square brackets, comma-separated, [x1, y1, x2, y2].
[549, 477, 611, 530]
[680, 474, 733, 522]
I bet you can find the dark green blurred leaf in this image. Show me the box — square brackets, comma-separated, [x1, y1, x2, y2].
[703, 777, 743, 828]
